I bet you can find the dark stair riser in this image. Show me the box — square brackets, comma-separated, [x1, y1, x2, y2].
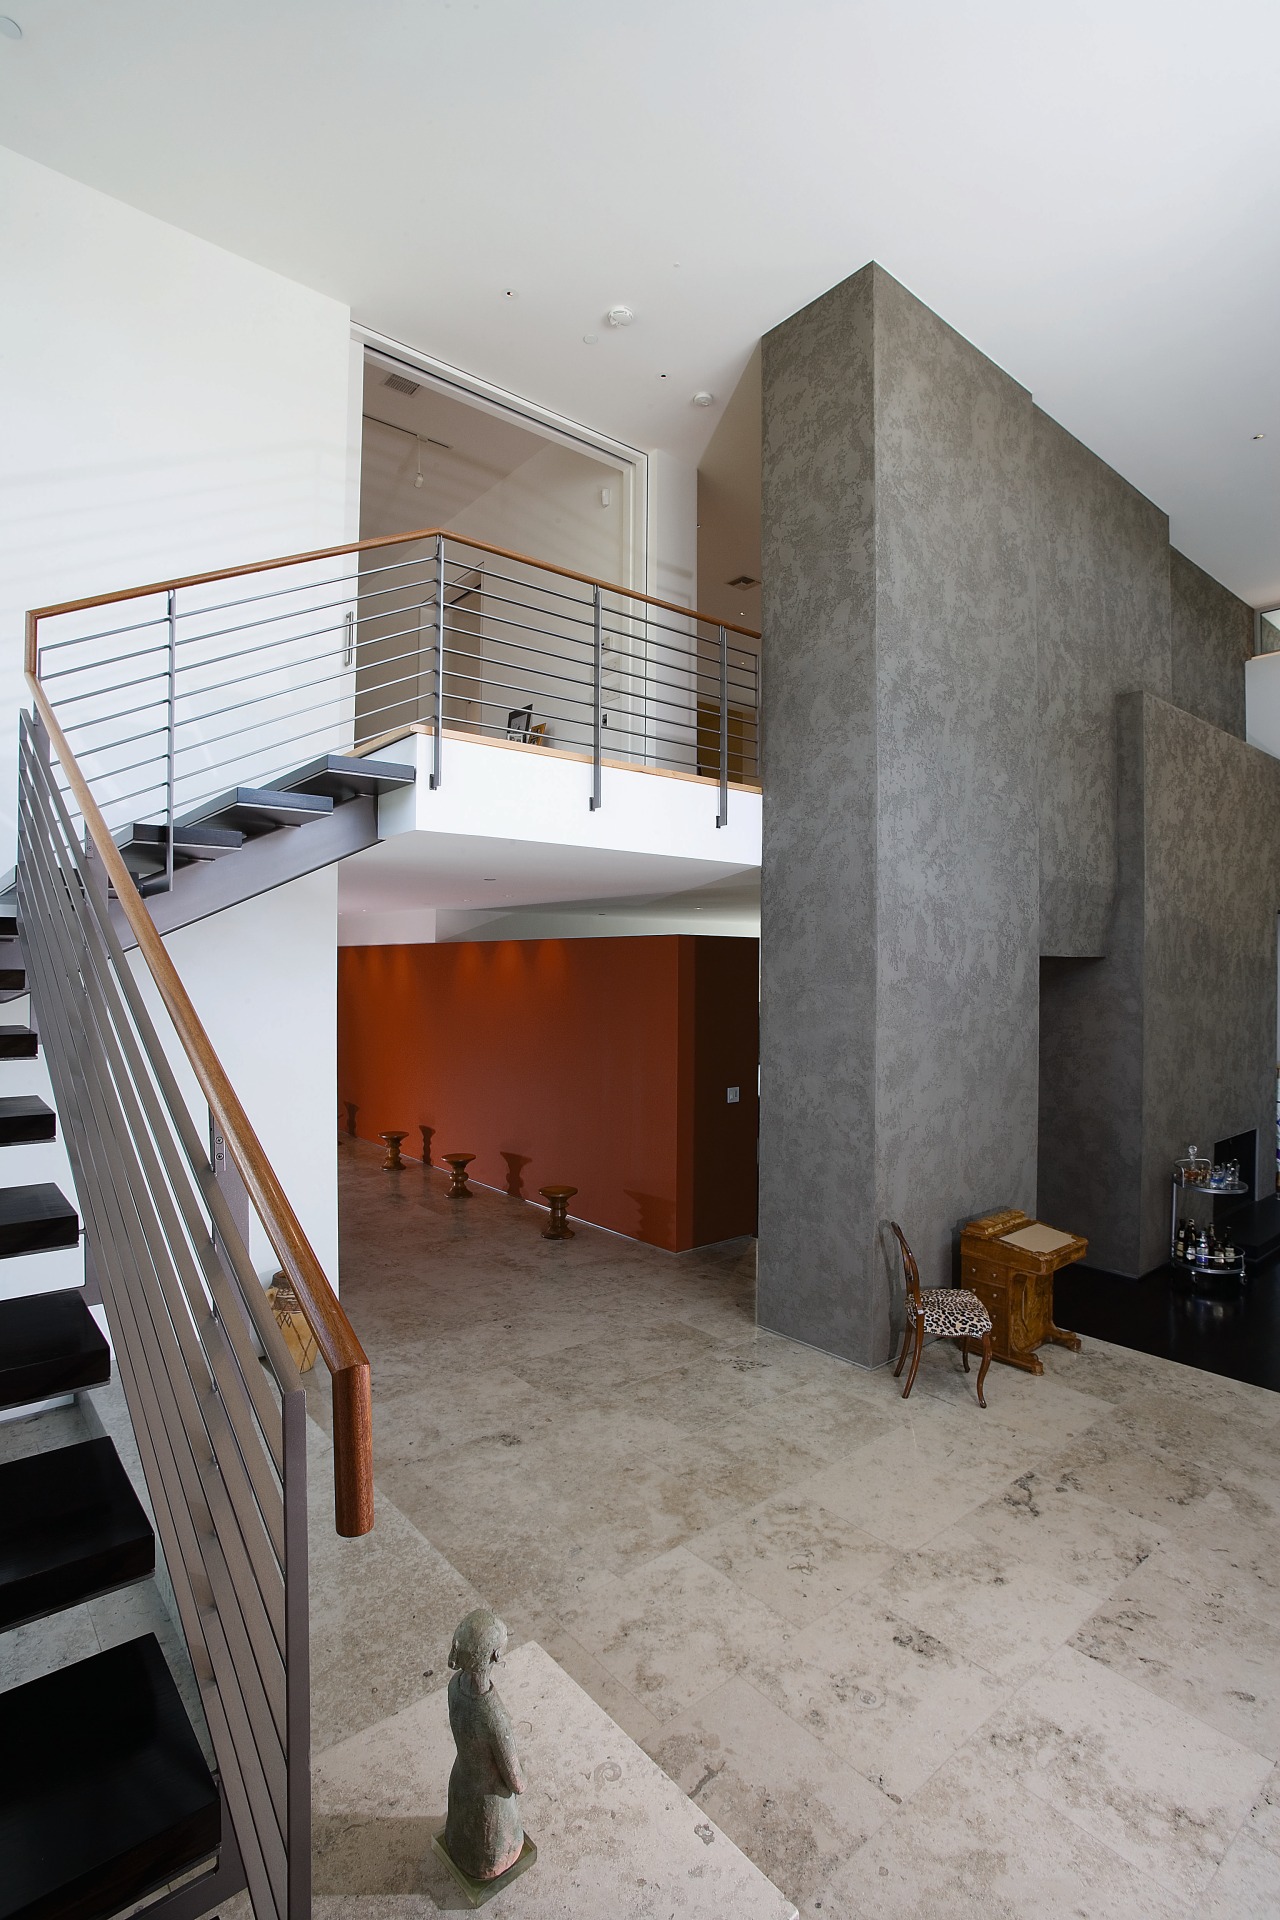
[0, 1028, 38, 1060]
[0, 1290, 108, 1411]
[0, 1437, 153, 1631]
[0, 1633, 220, 1920]
[0, 1185, 79, 1259]
[0, 1097, 56, 1146]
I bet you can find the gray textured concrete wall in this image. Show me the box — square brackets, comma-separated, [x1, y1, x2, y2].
[1034, 411, 1171, 959]
[759, 268, 880, 1364]
[1170, 547, 1253, 740]
[761, 263, 1264, 1340]
[872, 273, 1039, 1301]
[1036, 711, 1147, 1273]
[1039, 692, 1280, 1275]
[760, 265, 1038, 1364]
[1138, 694, 1280, 1268]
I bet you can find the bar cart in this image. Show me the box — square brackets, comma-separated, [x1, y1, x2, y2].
[1169, 1146, 1248, 1285]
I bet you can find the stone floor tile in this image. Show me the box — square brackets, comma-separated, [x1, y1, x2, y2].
[685, 1491, 898, 1626]
[319, 1142, 1280, 1913]
[1246, 1763, 1280, 1855]
[521, 1620, 663, 1747]
[0, 1410, 45, 1462]
[0, 1601, 98, 1692]
[869, 1533, 1107, 1682]
[807, 1740, 1194, 1919]
[308, 1446, 483, 1747]
[1069, 1553, 1280, 1760]
[794, 1417, 1039, 1552]
[645, 1674, 892, 1904]
[557, 1545, 794, 1723]
[982, 1644, 1273, 1904]
[750, 1590, 1010, 1801]
[1032, 1413, 1217, 1526]
[1200, 1831, 1280, 1918]
[952, 1465, 1168, 1593]
[912, 1351, 1113, 1447]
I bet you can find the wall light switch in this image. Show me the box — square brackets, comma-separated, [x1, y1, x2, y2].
[726, 1086, 740, 1104]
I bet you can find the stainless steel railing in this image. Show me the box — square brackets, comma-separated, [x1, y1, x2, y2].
[17, 709, 313, 1920]
[29, 528, 761, 867]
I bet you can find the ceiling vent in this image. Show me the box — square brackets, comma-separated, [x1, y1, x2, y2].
[383, 373, 421, 397]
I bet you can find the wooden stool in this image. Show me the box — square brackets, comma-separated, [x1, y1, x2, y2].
[380, 1130, 407, 1171]
[419, 1124, 434, 1168]
[540, 1185, 577, 1239]
[444, 1153, 475, 1198]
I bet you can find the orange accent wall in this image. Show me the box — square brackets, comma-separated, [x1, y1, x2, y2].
[338, 935, 758, 1251]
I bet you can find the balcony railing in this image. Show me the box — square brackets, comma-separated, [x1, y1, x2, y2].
[28, 528, 762, 874]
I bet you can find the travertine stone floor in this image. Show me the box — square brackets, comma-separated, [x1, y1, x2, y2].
[307, 1141, 1280, 1916]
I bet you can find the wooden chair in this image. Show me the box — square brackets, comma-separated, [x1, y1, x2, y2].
[890, 1222, 993, 1407]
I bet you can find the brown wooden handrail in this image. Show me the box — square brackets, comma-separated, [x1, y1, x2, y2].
[24, 669, 374, 1538]
[24, 525, 762, 674]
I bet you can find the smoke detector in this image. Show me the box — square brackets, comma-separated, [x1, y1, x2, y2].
[383, 373, 421, 397]
[606, 306, 634, 328]
[692, 391, 716, 408]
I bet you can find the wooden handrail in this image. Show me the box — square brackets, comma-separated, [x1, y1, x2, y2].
[24, 668, 374, 1538]
[24, 525, 762, 673]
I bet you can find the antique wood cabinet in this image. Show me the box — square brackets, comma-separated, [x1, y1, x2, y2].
[959, 1209, 1086, 1374]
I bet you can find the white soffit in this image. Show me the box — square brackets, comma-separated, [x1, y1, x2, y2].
[336, 831, 756, 915]
[1, 1, 1277, 601]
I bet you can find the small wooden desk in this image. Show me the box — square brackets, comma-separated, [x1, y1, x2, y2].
[959, 1209, 1086, 1374]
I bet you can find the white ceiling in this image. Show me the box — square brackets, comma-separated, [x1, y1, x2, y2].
[2, 2, 1278, 601]
[337, 830, 756, 915]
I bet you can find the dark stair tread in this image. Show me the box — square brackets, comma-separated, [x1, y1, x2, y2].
[0, 1438, 153, 1630]
[181, 785, 334, 835]
[0, 1290, 107, 1410]
[274, 751, 416, 800]
[117, 822, 246, 874]
[0, 1186, 79, 1260]
[0, 1098, 56, 1146]
[0, 915, 16, 940]
[0, 1633, 220, 1920]
[0, 970, 24, 991]
[0, 1028, 38, 1060]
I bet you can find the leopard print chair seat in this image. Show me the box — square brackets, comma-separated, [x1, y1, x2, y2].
[891, 1223, 993, 1407]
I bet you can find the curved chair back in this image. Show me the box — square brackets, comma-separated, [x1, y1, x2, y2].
[890, 1221, 922, 1311]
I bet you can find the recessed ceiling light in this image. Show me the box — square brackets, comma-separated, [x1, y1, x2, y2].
[0, 16, 22, 38]
[606, 306, 634, 328]
[1254, 432, 1266, 441]
[583, 332, 599, 345]
[693, 391, 716, 408]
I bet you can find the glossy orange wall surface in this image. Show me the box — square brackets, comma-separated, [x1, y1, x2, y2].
[338, 935, 758, 1251]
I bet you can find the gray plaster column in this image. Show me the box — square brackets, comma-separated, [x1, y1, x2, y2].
[759, 264, 1039, 1366]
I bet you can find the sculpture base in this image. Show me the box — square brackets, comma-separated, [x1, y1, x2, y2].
[431, 1832, 537, 1908]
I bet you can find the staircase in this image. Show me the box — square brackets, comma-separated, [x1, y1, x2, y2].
[0, 926, 228, 1920]
[112, 753, 414, 941]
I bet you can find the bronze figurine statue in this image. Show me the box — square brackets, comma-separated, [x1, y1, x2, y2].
[440, 1609, 527, 1883]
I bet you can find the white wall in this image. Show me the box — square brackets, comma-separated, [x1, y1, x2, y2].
[2, 145, 355, 1296]
[130, 870, 341, 1290]
[1246, 654, 1280, 761]
[0, 143, 356, 858]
